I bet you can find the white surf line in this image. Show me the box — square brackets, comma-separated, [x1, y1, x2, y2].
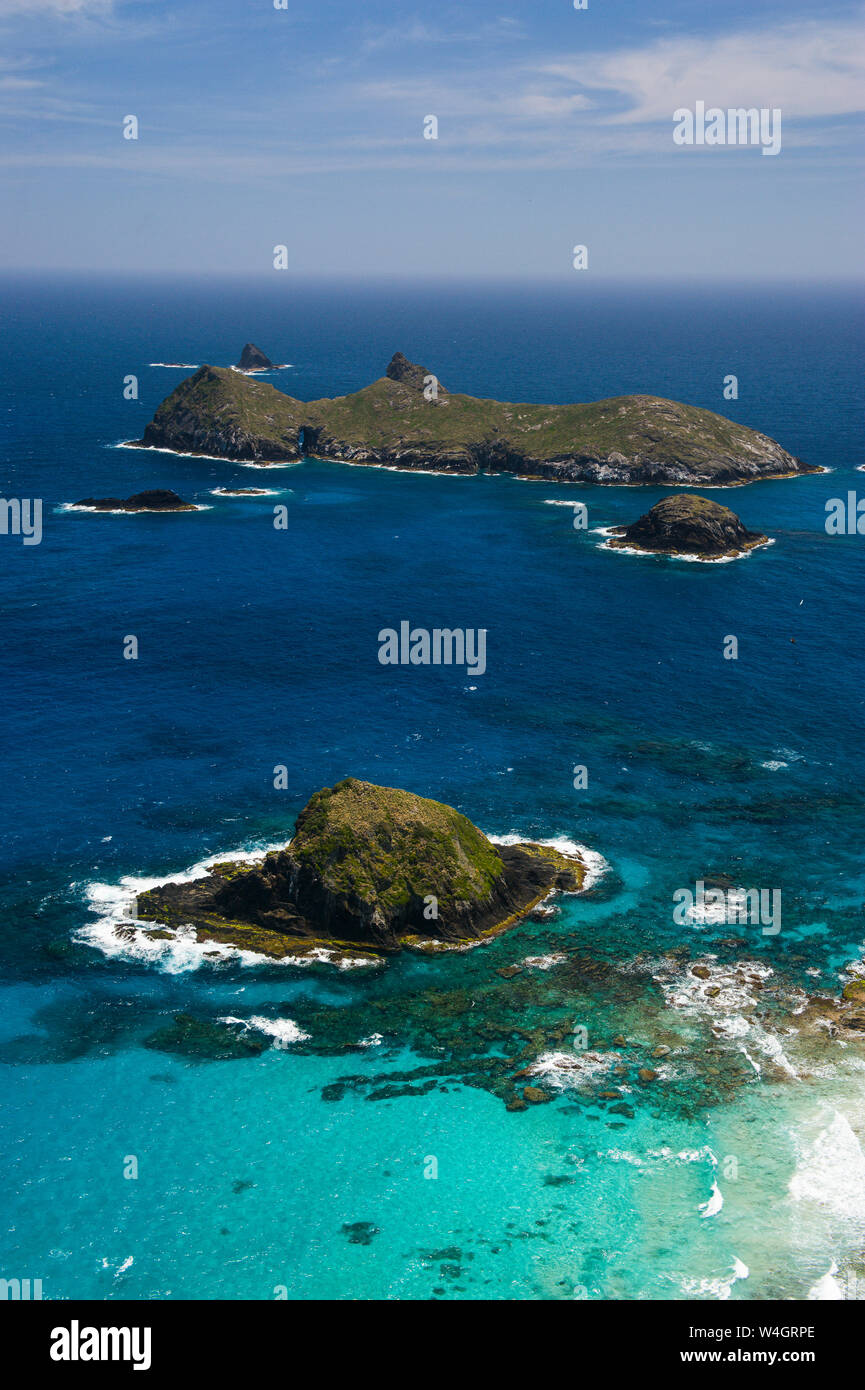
[487, 832, 609, 890]
[596, 535, 775, 564]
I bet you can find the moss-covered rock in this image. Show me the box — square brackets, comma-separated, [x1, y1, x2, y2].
[523, 1085, 553, 1104]
[136, 778, 588, 955]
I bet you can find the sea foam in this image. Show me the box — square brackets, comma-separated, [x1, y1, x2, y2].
[788, 1107, 865, 1223]
[76, 837, 379, 973]
[219, 1015, 309, 1047]
[487, 832, 609, 890]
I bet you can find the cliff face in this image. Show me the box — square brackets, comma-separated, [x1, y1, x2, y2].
[135, 778, 586, 955]
[136, 354, 814, 484]
[608, 494, 769, 557]
[139, 365, 305, 461]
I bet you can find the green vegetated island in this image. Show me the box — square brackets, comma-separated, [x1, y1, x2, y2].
[136, 350, 816, 486]
[135, 778, 586, 963]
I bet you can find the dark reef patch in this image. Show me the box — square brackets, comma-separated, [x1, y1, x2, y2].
[341, 1221, 380, 1245]
[143, 1013, 265, 1060]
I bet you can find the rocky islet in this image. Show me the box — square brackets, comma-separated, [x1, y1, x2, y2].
[605, 493, 771, 559]
[134, 777, 588, 959]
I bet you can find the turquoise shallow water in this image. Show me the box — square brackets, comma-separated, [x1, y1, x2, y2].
[1, 278, 864, 1299]
[3, 961, 865, 1301]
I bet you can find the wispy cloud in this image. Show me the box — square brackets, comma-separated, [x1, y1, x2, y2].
[0, 11, 862, 181]
[540, 19, 865, 124]
[331, 16, 865, 169]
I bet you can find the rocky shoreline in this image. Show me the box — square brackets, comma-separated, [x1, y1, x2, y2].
[132, 915, 865, 1126]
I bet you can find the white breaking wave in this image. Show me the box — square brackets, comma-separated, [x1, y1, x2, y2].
[603, 1149, 644, 1166]
[113, 440, 234, 462]
[757, 1032, 800, 1080]
[677, 1258, 749, 1301]
[238, 460, 300, 469]
[317, 456, 464, 478]
[74, 837, 381, 973]
[219, 1014, 309, 1047]
[807, 1261, 844, 1300]
[699, 1179, 724, 1219]
[60, 503, 211, 515]
[788, 1108, 865, 1224]
[760, 745, 804, 771]
[487, 832, 609, 890]
[210, 487, 284, 497]
[663, 956, 806, 1080]
[229, 364, 293, 374]
[526, 1049, 618, 1089]
[647, 1146, 718, 1166]
[598, 534, 774, 564]
[681, 900, 728, 929]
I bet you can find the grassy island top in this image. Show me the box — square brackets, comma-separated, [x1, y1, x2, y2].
[289, 777, 505, 914]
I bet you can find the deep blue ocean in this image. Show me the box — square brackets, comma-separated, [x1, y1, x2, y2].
[1, 276, 864, 1301]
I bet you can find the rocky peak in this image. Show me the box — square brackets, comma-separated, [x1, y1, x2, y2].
[238, 343, 273, 371]
[385, 351, 442, 393]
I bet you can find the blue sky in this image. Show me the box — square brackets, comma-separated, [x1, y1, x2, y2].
[1, 0, 862, 278]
